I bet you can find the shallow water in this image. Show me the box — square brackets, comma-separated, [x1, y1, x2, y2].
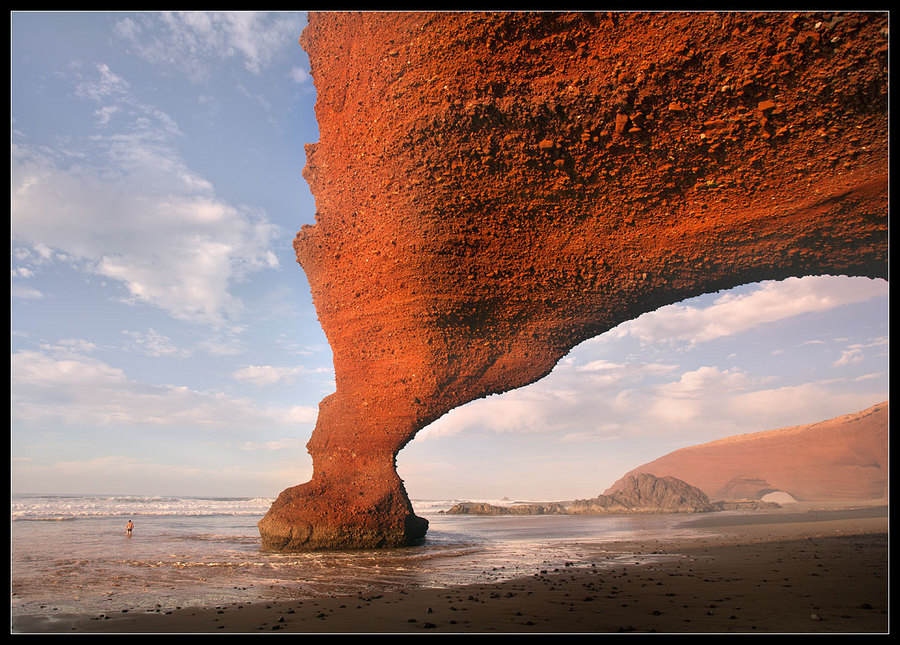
[11, 495, 715, 618]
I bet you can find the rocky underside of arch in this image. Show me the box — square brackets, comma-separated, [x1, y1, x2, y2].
[258, 11, 888, 551]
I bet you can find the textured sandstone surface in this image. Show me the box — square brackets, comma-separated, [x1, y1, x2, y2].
[259, 11, 888, 550]
[609, 401, 888, 502]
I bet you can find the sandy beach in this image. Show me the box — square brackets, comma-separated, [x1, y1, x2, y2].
[12, 503, 888, 634]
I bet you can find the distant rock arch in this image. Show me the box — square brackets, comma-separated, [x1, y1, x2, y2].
[258, 11, 888, 551]
[761, 491, 799, 504]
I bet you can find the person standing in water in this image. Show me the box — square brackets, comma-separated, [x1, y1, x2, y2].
[125, 520, 134, 536]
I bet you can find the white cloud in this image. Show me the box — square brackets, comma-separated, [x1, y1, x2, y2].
[290, 67, 311, 84]
[122, 328, 193, 358]
[11, 62, 282, 329]
[232, 437, 309, 452]
[833, 336, 888, 367]
[418, 340, 885, 450]
[34, 244, 54, 261]
[233, 364, 302, 386]
[575, 359, 624, 372]
[74, 62, 129, 101]
[38, 338, 99, 357]
[114, 11, 305, 82]
[420, 360, 696, 441]
[195, 334, 247, 357]
[835, 347, 865, 366]
[656, 366, 753, 397]
[12, 285, 44, 300]
[11, 348, 318, 431]
[726, 383, 882, 430]
[614, 276, 887, 347]
[232, 363, 333, 387]
[637, 366, 758, 428]
[423, 394, 553, 439]
[570, 359, 677, 387]
[284, 406, 319, 424]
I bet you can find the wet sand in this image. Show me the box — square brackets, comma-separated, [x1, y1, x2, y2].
[12, 504, 888, 634]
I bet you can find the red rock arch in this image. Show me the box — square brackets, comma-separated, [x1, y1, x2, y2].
[258, 11, 887, 550]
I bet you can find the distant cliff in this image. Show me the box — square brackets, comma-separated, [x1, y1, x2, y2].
[608, 401, 888, 502]
[445, 473, 715, 515]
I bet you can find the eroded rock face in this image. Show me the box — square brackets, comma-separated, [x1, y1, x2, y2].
[577, 473, 715, 514]
[609, 401, 889, 502]
[259, 11, 888, 550]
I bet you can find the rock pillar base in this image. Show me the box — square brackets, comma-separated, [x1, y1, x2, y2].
[258, 469, 428, 551]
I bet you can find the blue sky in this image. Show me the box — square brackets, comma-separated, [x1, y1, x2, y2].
[11, 11, 888, 502]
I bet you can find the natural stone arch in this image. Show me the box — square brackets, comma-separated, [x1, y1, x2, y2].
[258, 11, 888, 551]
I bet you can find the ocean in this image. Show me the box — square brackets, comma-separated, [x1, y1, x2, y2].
[11, 494, 717, 619]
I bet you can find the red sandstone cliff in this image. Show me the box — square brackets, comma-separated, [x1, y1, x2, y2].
[259, 11, 888, 550]
[607, 401, 888, 502]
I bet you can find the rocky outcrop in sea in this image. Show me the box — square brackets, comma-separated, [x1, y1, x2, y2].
[444, 473, 718, 516]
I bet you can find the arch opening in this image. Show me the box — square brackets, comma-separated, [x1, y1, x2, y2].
[398, 275, 888, 505]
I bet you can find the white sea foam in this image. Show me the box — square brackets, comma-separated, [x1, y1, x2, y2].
[11, 494, 276, 520]
[11, 495, 526, 521]
[11, 496, 474, 520]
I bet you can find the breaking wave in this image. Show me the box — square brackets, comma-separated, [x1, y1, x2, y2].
[11, 495, 276, 520]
